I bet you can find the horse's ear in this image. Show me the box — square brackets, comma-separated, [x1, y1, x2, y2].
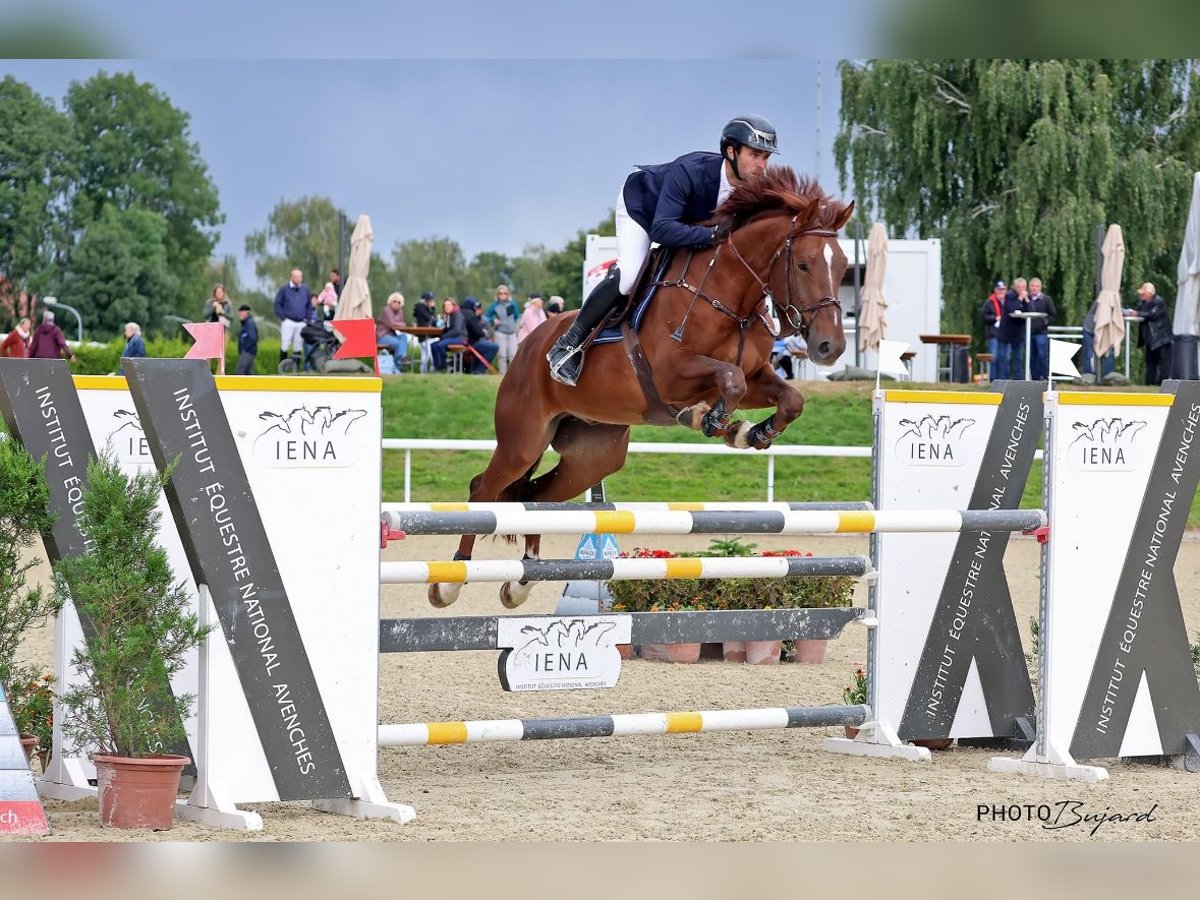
[794, 198, 820, 231]
[832, 201, 855, 232]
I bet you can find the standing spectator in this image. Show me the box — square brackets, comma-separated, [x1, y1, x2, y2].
[1026, 277, 1057, 380]
[235, 305, 258, 375]
[121, 322, 146, 358]
[28, 310, 74, 362]
[979, 279, 1006, 381]
[1081, 298, 1116, 379]
[545, 295, 565, 316]
[431, 297, 468, 371]
[995, 278, 1029, 379]
[0, 317, 31, 358]
[204, 284, 232, 330]
[376, 292, 410, 367]
[1136, 282, 1173, 385]
[485, 284, 521, 373]
[274, 269, 313, 369]
[517, 296, 547, 343]
[461, 297, 499, 374]
[316, 282, 339, 321]
[329, 268, 343, 298]
[413, 291, 438, 327]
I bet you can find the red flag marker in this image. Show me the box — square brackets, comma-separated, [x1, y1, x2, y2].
[331, 319, 380, 375]
[183, 322, 227, 374]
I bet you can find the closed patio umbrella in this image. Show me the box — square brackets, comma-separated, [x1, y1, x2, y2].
[1172, 172, 1200, 378]
[858, 222, 889, 356]
[1093, 224, 1127, 359]
[334, 214, 374, 321]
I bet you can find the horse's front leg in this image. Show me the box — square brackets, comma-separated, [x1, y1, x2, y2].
[669, 352, 747, 439]
[731, 364, 806, 450]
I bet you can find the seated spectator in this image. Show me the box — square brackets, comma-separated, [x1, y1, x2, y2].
[376, 292, 410, 368]
[517, 296, 547, 343]
[461, 296, 499, 373]
[0, 317, 31, 358]
[413, 291, 438, 327]
[122, 322, 147, 358]
[431, 297, 468, 371]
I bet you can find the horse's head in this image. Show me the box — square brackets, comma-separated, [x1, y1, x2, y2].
[716, 168, 854, 366]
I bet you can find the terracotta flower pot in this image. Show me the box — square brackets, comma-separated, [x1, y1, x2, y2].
[617, 643, 636, 660]
[19, 736, 38, 765]
[745, 640, 782, 665]
[638, 642, 702, 663]
[912, 738, 954, 751]
[722, 641, 747, 663]
[92, 754, 190, 830]
[791, 639, 829, 664]
[843, 725, 860, 739]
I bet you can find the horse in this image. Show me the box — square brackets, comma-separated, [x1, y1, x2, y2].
[430, 167, 853, 608]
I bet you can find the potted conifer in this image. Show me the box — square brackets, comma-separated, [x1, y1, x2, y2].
[0, 430, 60, 764]
[53, 453, 211, 830]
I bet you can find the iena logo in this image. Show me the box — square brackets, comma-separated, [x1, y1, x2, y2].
[895, 414, 975, 467]
[103, 409, 154, 464]
[252, 405, 367, 469]
[1068, 418, 1147, 472]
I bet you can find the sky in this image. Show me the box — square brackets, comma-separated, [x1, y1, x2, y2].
[2, 59, 846, 288]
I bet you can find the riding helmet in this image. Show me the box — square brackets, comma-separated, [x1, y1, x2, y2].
[720, 115, 779, 157]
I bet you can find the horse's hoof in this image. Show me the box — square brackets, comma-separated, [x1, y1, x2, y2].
[724, 420, 754, 449]
[429, 583, 462, 608]
[677, 402, 711, 431]
[500, 580, 533, 609]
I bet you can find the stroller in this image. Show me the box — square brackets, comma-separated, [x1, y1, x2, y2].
[279, 321, 339, 374]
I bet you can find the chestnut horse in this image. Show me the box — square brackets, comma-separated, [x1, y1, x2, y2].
[430, 168, 853, 608]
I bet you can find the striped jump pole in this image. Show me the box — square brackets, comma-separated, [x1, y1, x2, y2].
[382, 501, 873, 513]
[379, 704, 870, 747]
[380, 554, 872, 585]
[383, 508, 1048, 538]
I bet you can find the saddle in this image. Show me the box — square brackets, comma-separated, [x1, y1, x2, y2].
[588, 246, 676, 348]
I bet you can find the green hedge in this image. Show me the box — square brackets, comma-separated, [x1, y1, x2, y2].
[72, 336, 286, 376]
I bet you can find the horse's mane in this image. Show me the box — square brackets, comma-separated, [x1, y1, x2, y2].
[713, 166, 848, 231]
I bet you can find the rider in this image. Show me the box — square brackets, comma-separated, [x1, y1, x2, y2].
[546, 115, 779, 387]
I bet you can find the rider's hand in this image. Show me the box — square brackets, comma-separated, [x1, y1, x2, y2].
[695, 223, 730, 248]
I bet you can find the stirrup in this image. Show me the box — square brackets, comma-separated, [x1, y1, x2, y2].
[547, 342, 585, 387]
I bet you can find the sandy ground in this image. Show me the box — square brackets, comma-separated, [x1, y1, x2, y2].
[11, 531, 1200, 842]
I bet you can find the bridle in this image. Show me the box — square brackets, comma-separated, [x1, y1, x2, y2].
[656, 214, 842, 363]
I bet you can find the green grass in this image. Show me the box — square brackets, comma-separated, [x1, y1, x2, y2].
[379, 375, 1200, 525]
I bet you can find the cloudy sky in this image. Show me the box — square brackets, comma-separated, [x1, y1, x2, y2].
[3, 58, 847, 286]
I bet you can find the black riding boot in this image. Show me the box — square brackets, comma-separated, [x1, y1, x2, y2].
[546, 268, 625, 386]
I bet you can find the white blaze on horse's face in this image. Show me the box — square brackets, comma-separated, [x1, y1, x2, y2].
[823, 243, 835, 299]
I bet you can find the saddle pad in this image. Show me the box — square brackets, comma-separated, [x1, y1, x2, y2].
[592, 249, 674, 346]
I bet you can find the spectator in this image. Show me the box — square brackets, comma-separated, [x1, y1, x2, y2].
[413, 291, 438, 327]
[461, 296, 499, 374]
[485, 284, 521, 373]
[1026, 277, 1057, 380]
[274, 268, 313, 368]
[431, 297, 468, 371]
[0, 316, 31, 358]
[1136, 282, 1173, 385]
[995, 277, 1029, 379]
[979, 279, 1005, 381]
[1081, 298, 1116, 379]
[28, 310, 74, 362]
[517, 296, 547, 343]
[235, 305, 258, 375]
[316, 282, 339, 321]
[121, 322, 146, 358]
[205, 284, 232, 330]
[545, 295, 565, 316]
[329, 268, 343, 298]
[376, 292, 410, 368]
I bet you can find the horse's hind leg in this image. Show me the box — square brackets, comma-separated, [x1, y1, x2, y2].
[497, 420, 632, 610]
[429, 419, 554, 608]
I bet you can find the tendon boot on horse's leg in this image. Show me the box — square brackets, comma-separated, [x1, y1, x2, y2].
[547, 267, 624, 387]
[500, 552, 539, 609]
[429, 550, 470, 608]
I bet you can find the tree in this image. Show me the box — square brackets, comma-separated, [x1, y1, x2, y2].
[366, 252, 396, 310]
[392, 236, 468, 299]
[245, 196, 346, 291]
[836, 60, 1200, 340]
[66, 72, 221, 310]
[63, 205, 177, 338]
[541, 212, 616, 309]
[0, 76, 75, 302]
[509, 245, 552, 300]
